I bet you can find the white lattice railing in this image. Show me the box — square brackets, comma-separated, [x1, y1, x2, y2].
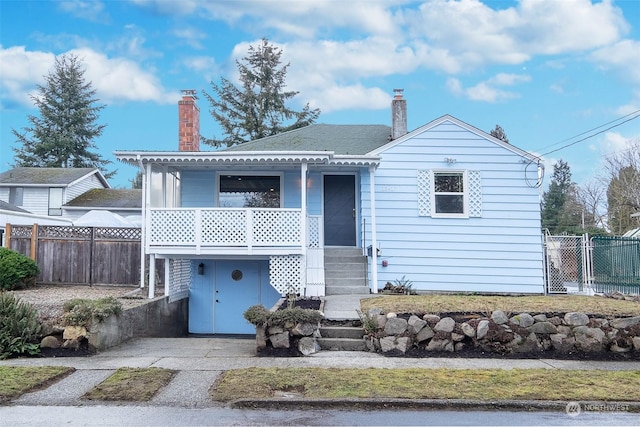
[148, 208, 306, 254]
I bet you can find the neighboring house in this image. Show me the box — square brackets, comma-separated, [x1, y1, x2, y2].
[0, 167, 141, 224]
[115, 89, 546, 334]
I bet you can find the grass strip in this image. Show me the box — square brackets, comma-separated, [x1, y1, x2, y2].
[212, 367, 640, 402]
[0, 366, 75, 401]
[360, 295, 640, 317]
[83, 367, 176, 401]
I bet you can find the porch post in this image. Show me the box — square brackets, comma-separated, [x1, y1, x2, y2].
[138, 156, 147, 289]
[300, 162, 308, 292]
[369, 165, 378, 293]
[148, 253, 156, 299]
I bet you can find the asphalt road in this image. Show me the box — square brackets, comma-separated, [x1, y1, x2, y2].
[1, 406, 638, 426]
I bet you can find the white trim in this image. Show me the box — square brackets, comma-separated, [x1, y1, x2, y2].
[431, 170, 469, 219]
[369, 165, 378, 293]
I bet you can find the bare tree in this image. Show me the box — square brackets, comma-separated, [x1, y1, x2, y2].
[576, 179, 608, 232]
[602, 137, 640, 234]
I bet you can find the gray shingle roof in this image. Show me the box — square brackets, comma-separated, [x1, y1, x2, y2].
[223, 124, 392, 155]
[65, 189, 142, 209]
[0, 167, 101, 185]
[0, 200, 30, 213]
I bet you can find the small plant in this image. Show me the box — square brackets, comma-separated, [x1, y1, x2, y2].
[243, 305, 271, 325]
[268, 307, 323, 327]
[0, 292, 41, 359]
[356, 309, 379, 335]
[62, 296, 122, 327]
[0, 248, 40, 291]
[285, 284, 298, 309]
[382, 275, 415, 295]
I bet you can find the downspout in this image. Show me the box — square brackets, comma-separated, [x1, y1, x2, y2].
[369, 164, 378, 293]
[300, 162, 308, 294]
[136, 155, 146, 290]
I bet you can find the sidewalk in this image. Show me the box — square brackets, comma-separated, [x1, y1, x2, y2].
[3, 336, 640, 409]
[2, 294, 640, 409]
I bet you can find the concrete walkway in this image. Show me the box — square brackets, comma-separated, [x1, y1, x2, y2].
[3, 336, 640, 409]
[321, 294, 380, 320]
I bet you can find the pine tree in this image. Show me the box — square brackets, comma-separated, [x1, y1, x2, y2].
[541, 160, 582, 234]
[202, 38, 320, 148]
[490, 125, 509, 144]
[12, 54, 112, 177]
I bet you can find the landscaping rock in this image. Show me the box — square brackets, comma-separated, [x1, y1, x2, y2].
[434, 317, 455, 333]
[62, 338, 81, 350]
[632, 337, 640, 351]
[454, 342, 465, 352]
[451, 333, 465, 342]
[528, 322, 558, 335]
[550, 333, 575, 353]
[415, 325, 434, 342]
[491, 310, 509, 325]
[255, 325, 267, 349]
[63, 326, 87, 340]
[564, 312, 589, 327]
[461, 322, 475, 338]
[380, 336, 411, 354]
[549, 316, 563, 326]
[533, 314, 548, 323]
[270, 331, 290, 349]
[510, 313, 534, 328]
[40, 335, 61, 349]
[384, 317, 408, 336]
[427, 338, 454, 352]
[268, 325, 285, 335]
[376, 315, 387, 329]
[514, 332, 541, 354]
[368, 308, 383, 317]
[298, 337, 320, 355]
[610, 343, 631, 353]
[292, 322, 317, 336]
[557, 325, 571, 336]
[610, 316, 640, 330]
[573, 326, 606, 352]
[407, 315, 427, 334]
[476, 320, 490, 340]
[422, 314, 441, 325]
[386, 312, 397, 319]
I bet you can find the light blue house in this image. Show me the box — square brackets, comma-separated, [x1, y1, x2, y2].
[115, 89, 545, 334]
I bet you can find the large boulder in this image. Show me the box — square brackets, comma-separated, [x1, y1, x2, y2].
[407, 315, 427, 334]
[564, 312, 589, 327]
[573, 326, 606, 352]
[476, 320, 490, 340]
[40, 335, 62, 349]
[434, 317, 455, 333]
[415, 325, 435, 342]
[291, 322, 317, 337]
[270, 331, 290, 349]
[426, 338, 454, 352]
[384, 317, 408, 336]
[610, 316, 640, 330]
[298, 337, 320, 355]
[491, 311, 509, 325]
[379, 336, 411, 354]
[510, 313, 534, 328]
[528, 322, 558, 335]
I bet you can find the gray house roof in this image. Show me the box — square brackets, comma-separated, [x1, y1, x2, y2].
[0, 200, 30, 213]
[65, 189, 142, 209]
[223, 124, 392, 155]
[0, 167, 109, 188]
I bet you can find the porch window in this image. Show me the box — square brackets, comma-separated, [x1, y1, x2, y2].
[219, 175, 281, 208]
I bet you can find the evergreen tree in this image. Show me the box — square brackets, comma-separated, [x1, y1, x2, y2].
[202, 38, 320, 148]
[12, 54, 112, 177]
[490, 125, 509, 144]
[542, 160, 582, 234]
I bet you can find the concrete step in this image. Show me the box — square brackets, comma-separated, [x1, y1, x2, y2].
[319, 326, 365, 339]
[317, 337, 367, 351]
[325, 277, 368, 287]
[324, 255, 367, 264]
[325, 285, 370, 295]
[324, 263, 367, 274]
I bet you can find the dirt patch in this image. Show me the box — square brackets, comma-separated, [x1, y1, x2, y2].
[276, 298, 322, 311]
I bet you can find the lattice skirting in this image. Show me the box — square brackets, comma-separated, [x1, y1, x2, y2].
[269, 255, 303, 295]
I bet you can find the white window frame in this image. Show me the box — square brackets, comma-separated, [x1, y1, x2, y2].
[431, 170, 468, 218]
[48, 187, 63, 216]
[9, 187, 24, 206]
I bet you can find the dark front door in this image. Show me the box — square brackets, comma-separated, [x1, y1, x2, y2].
[324, 174, 356, 246]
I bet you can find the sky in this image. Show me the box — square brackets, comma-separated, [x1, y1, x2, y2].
[1, 0, 639, 189]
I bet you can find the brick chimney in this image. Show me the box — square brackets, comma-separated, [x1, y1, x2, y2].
[391, 88, 407, 140]
[178, 89, 200, 151]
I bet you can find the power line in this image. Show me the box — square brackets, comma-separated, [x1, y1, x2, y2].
[539, 112, 640, 158]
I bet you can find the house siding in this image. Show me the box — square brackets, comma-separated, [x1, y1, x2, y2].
[362, 121, 545, 294]
[66, 173, 105, 202]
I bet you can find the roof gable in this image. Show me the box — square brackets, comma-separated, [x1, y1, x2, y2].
[368, 115, 539, 161]
[0, 167, 109, 187]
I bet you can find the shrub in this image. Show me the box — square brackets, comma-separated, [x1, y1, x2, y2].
[243, 304, 323, 327]
[0, 248, 40, 291]
[62, 296, 123, 327]
[0, 292, 41, 359]
[243, 305, 271, 325]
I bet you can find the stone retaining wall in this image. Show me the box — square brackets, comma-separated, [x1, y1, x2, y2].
[40, 296, 188, 352]
[365, 309, 640, 356]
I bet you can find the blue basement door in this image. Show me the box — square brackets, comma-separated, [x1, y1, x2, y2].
[214, 261, 260, 334]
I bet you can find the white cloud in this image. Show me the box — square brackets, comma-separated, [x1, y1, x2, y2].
[0, 46, 55, 108]
[58, 0, 108, 22]
[173, 28, 208, 50]
[603, 131, 634, 153]
[589, 39, 640, 85]
[0, 46, 177, 109]
[446, 73, 529, 103]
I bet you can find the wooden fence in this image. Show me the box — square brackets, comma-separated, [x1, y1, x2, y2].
[5, 224, 154, 286]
